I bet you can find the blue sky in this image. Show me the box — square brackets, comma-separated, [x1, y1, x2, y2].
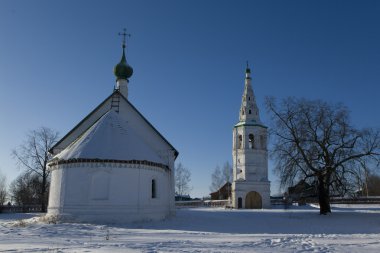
[0, 0, 379, 198]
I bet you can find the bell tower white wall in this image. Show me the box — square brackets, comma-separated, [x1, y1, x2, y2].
[232, 66, 270, 209]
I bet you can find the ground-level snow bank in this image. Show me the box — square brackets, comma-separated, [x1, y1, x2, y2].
[1, 204, 380, 252]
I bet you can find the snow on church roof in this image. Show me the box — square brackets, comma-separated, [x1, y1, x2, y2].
[53, 110, 165, 165]
[50, 91, 178, 159]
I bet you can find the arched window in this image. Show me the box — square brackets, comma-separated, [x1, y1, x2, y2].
[238, 197, 242, 209]
[242, 109, 245, 115]
[249, 109, 251, 114]
[238, 135, 243, 149]
[152, 179, 157, 198]
[91, 171, 109, 200]
[249, 134, 254, 149]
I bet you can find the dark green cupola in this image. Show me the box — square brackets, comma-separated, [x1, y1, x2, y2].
[114, 43, 133, 81]
[245, 61, 251, 74]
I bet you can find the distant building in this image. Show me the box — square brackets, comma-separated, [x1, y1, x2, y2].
[175, 194, 192, 201]
[210, 182, 232, 200]
[47, 34, 178, 223]
[288, 180, 317, 201]
[231, 65, 271, 209]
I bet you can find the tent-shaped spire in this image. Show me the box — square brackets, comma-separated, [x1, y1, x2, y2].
[239, 63, 261, 123]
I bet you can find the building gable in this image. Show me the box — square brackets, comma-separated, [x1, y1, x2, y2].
[50, 90, 178, 159]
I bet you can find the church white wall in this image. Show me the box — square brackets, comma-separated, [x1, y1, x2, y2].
[47, 167, 64, 214]
[47, 162, 173, 223]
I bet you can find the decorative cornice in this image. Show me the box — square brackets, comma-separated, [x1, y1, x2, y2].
[48, 158, 169, 171]
[234, 122, 268, 129]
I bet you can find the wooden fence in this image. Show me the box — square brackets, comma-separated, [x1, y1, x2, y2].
[0, 205, 42, 213]
[175, 197, 380, 208]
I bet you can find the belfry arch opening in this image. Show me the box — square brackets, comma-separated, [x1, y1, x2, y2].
[245, 191, 262, 209]
[248, 134, 254, 149]
[238, 135, 243, 149]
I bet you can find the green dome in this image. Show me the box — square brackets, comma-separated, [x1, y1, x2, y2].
[113, 46, 133, 80]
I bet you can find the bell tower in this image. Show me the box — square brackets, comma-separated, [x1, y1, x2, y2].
[231, 64, 270, 209]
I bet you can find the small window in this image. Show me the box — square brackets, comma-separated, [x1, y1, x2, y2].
[238, 197, 242, 209]
[238, 135, 243, 149]
[249, 134, 254, 149]
[249, 109, 251, 114]
[152, 179, 157, 198]
[242, 109, 245, 115]
[248, 97, 251, 101]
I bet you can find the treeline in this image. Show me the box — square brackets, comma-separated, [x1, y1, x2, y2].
[0, 127, 59, 213]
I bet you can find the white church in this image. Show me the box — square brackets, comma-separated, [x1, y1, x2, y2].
[231, 65, 271, 209]
[46, 33, 178, 223]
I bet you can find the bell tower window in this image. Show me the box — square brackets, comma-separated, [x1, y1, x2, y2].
[249, 134, 254, 149]
[238, 135, 242, 149]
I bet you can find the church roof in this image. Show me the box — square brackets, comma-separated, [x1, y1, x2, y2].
[53, 110, 165, 164]
[234, 121, 267, 128]
[50, 90, 179, 159]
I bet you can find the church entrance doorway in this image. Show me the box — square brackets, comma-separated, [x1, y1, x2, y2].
[245, 191, 262, 209]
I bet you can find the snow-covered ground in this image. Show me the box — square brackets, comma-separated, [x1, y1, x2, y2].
[1, 204, 380, 252]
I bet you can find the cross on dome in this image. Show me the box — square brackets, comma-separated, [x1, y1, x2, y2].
[118, 28, 131, 49]
[246, 61, 251, 75]
[114, 28, 133, 81]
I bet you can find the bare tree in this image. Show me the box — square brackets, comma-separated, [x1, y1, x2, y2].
[9, 172, 42, 208]
[266, 97, 380, 214]
[210, 165, 224, 193]
[210, 161, 232, 199]
[222, 161, 232, 184]
[175, 163, 192, 199]
[222, 161, 232, 199]
[0, 170, 7, 208]
[210, 162, 232, 192]
[12, 127, 59, 212]
[365, 172, 380, 196]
